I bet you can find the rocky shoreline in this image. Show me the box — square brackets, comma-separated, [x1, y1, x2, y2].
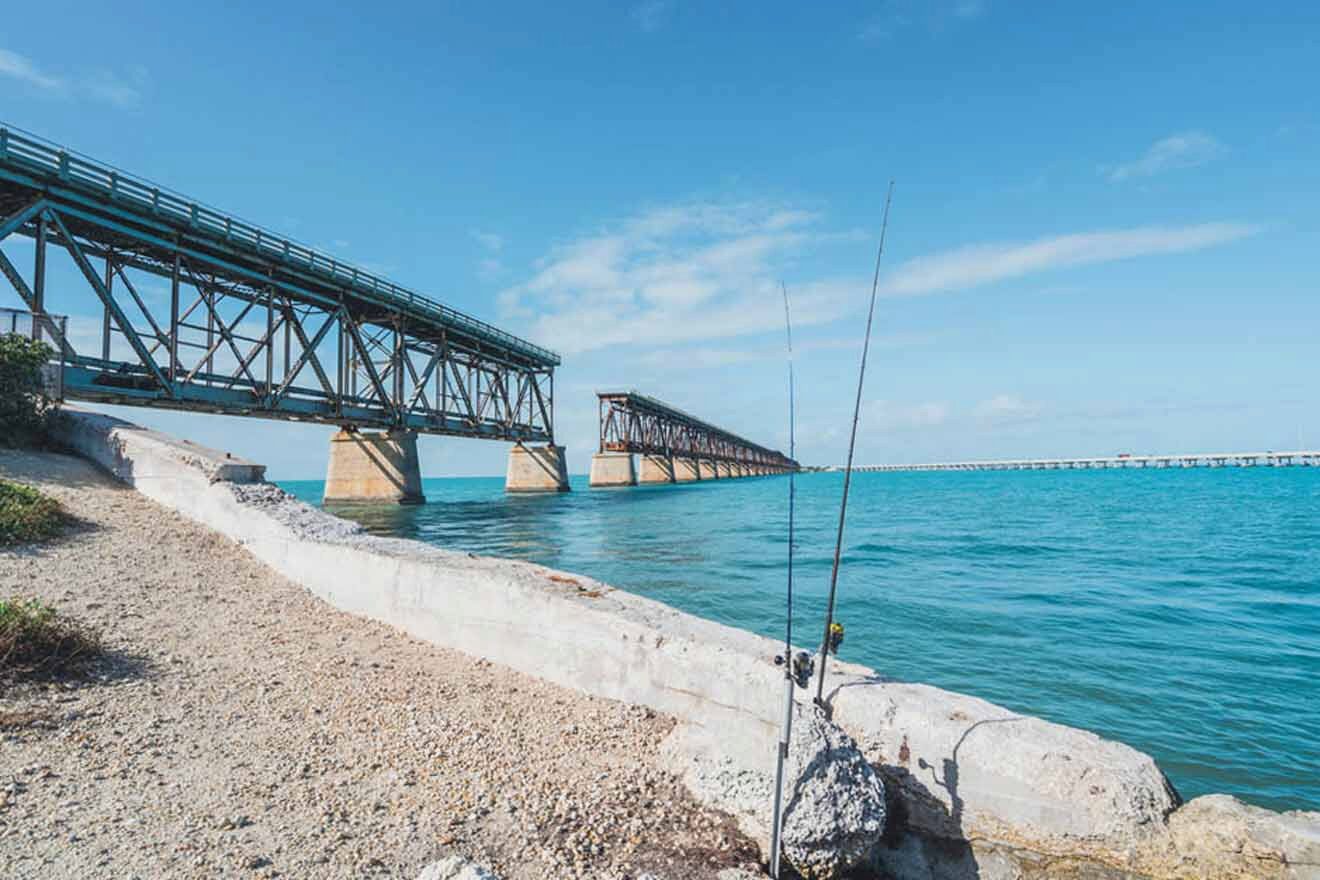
[5, 409, 1320, 880]
[0, 449, 760, 879]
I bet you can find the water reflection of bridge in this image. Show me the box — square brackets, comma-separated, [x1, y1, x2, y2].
[854, 451, 1320, 472]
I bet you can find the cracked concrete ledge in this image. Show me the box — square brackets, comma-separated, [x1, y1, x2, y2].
[55, 408, 1320, 880]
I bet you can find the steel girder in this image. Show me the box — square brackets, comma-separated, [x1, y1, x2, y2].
[597, 390, 797, 470]
[0, 127, 556, 442]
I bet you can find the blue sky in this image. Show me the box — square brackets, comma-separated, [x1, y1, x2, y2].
[2, 1, 1317, 478]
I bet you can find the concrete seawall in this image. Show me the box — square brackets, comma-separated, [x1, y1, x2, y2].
[55, 409, 1320, 880]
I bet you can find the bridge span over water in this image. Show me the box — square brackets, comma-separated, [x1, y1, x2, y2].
[589, 390, 797, 487]
[0, 124, 565, 500]
[854, 451, 1320, 473]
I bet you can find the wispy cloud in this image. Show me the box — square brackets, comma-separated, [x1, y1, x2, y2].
[859, 0, 985, 42]
[0, 48, 146, 107]
[871, 400, 951, 431]
[83, 67, 148, 109]
[882, 222, 1258, 297]
[1105, 131, 1226, 182]
[974, 394, 1043, 425]
[471, 230, 504, 252]
[632, 0, 670, 32]
[635, 332, 937, 371]
[500, 200, 852, 354]
[953, 0, 986, 19]
[472, 229, 506, 280]
[0, 49, 62, 91]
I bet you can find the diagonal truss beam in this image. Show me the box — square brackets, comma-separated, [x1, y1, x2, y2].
[0, 247, 75, 358]
[45, 208, 171, 393]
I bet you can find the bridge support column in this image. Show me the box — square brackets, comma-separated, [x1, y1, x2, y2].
[589, 452, 636, 488]
[717, 461, 734, 479]
[324, 429, 425, 504]
[506, 444, 571, 493]
[674, 456, 701, 482]
[638, 454, 675, 484]
[698, 459, 719, 480]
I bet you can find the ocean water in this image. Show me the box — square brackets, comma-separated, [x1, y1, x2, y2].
[280, 469, 1320, 812]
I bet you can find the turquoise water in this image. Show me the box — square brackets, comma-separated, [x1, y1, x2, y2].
[280, 469, 1320, 812]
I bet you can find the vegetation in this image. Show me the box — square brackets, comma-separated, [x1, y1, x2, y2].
[0, 596, 101, 679]
[0, 480, 65, 545]
[0, 333, 58, 447]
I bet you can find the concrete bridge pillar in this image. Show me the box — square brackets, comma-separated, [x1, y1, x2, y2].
[697, 459, 719, 480]
[506, 444, 570, 492]
[673, 456, 701, 482]
[589, 452, 636, 487]
[638, 454, 675, 484]
[717, 460, 734, 479]
[324, 428, 425, 504]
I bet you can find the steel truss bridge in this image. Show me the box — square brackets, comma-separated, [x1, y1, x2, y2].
[0, 124, 559, 442]
[597, 390, 797, 472]
[855, 451, 1320, 472]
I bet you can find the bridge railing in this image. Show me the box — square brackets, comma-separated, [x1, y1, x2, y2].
[0, 124, 559, 368]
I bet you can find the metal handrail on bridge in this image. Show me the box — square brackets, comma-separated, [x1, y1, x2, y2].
[0, 123, 559, 367]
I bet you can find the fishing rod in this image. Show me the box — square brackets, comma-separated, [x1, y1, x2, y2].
[769, 281, 798, 879]
[814, 181, 896, 711]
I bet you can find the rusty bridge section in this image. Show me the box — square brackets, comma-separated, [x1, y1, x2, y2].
[0, 124, 558, 443]
[593, 390, 796, 485]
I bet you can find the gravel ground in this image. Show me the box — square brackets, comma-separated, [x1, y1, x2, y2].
[0, 450, 760, 880]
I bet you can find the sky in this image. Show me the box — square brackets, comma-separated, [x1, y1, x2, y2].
[1, 1, 1317, 478]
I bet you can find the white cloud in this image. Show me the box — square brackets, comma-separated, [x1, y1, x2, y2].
[882, 222, 1257, 298]
[1106, 131, 1226, 181]
[500, 200, 852, 354]
[0, 49, 62, 91]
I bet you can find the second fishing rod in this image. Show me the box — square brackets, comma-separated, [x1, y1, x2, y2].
[813, 180, 895, 713]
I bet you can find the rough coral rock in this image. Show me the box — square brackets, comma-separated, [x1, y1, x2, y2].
[416, 856, 502, 880]
[781, 703, 887, 879]
[1156, 795, 1320, 880]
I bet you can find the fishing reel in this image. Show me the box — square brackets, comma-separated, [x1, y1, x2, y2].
[774, 650, 816, 689]
[827, 621, 845, 655]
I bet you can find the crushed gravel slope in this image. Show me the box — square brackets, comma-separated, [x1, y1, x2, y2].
[0, 450, 758, 880]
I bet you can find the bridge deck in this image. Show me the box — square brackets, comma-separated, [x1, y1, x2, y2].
[856, 451, 1320, 472]
[0, 124, 557, 441]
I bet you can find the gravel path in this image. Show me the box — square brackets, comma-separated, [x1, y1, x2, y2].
[0, 450, 759, 880]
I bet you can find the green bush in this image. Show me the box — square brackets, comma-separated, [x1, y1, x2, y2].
[0, 333, 57, 447]
[0, 596, 101, 677]
[0, 479, 64, 545]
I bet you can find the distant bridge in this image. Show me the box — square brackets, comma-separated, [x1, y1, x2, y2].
[0, 124, 558, 446]
[590, 390, 797, 486]
[854, 451, 1320, 473]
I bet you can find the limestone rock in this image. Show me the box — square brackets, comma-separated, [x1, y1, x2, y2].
[416, 856, 502, 880]
[781, 703, 886, 879]
[1156, 795, 1320, 880]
